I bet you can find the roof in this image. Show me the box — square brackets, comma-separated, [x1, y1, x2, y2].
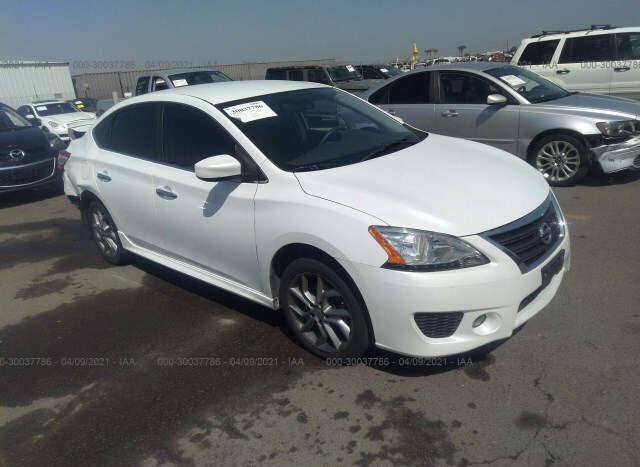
[136, 68, 228, 77]
[29, 100, 68, 105]
[410, 61, 508, 72]
[127, 80, 327, 106]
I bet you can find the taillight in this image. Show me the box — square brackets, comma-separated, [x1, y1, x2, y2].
[57, 150, 71, 170]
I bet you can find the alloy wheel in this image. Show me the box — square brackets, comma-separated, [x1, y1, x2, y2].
[287, 272, 352, 353]
[535, 140, 581, 182]
[90, 205, 119, 258]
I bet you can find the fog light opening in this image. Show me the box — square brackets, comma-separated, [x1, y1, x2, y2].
[472, 314, 487, 328]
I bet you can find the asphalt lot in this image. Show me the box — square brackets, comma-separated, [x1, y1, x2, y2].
[1, 169, 639, 467]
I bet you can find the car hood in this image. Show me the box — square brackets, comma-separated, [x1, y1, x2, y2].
[43, 112, 96, 125]
[0, 126, 53, 167]
[294, 134, 550, 237]
[537, 93, 640, 119]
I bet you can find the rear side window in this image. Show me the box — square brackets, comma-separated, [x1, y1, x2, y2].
[616, 33, 640, 60]
[135, 76, 150, 95]
[266, 69, 286, 79]
[559, 34, 614, 63]
[517, 40, 560, 65]
[388, 72, 431, 104]
[109, 105, 157, 159]
[162, 105, 236, 170]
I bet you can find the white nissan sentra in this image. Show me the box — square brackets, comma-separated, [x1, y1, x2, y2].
[61, 81, 569, 359]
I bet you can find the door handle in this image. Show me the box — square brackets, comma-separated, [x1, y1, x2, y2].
[556, 69, 571, 75]
[614, 66, 630, 72]
[155, 187, 177, 200]
[441, 110, 459, 118]
[96, 172, 111, 182]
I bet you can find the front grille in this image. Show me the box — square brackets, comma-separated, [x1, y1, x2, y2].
[483, 199, 562, 272]
[633, 154, 640, 168]
[0, 158, 56, 187]
[414, 312, 463, 338]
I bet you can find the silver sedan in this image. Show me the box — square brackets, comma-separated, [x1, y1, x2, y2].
[360, 62, 640, 186]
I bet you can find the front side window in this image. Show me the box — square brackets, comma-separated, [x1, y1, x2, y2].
[517, 40, 560, 65]
[440, 73, 499, 104]
[16, 105, 34, 117]
[162, 105, 236, 170]
[616, 33, 640, 60]
[216, 87, 422, 172]
[108, 105, 157, 159]
[559, 34, 614, 63]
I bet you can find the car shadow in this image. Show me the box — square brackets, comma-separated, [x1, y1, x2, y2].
[131, 255, 281, 329]
[0, 180, 64, 209]
[579, 168, 640, 187]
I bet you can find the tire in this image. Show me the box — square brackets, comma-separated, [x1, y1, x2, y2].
[530, 134, 590, 187]
[87, 201, 130, 265]
[279, 258, 370, 359]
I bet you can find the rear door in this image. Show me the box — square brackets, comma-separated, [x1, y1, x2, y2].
[556, 33, 614, 94]
[90, 104, 162, 249]
[611, 32, 640, 99]
[434, 71, 520, 154]
[368, 71, 435, 131]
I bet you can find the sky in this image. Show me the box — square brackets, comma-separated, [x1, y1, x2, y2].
[1, 0, 639, 72]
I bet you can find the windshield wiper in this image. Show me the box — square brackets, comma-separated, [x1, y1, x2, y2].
[360, 138, 414, 162]
[291, 162, 344, 172]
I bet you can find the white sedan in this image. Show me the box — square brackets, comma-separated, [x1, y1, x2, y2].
[61, 80, 569, 358]
[17, 101, 96, 142]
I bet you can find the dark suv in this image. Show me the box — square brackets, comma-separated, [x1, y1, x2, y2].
[0, 102, 66, 193]
[265, 65, 378, 94]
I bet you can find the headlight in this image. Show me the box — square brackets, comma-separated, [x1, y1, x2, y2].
[369, 226, 489, 271]
[45, 133, 65, 150]
[596, 120, 640, 137]
[48, 121, 66, 129]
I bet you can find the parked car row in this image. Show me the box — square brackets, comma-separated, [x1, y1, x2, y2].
[360, 61, 640, 186]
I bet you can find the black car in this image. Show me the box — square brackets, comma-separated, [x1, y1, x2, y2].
[355, 65, 402, 80]
[67, 98, 98, 114]
[0, 102, 66, 193]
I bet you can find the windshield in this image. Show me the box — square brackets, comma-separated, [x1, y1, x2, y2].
[169, 71, 232, 87]
[484, 66, 569, 103]
[327, 65, 363, 82]
[379, 66, 401, 77]
[217, 88, 422, 172]
[34, 103, 79, 116]
[0, 106, 34, 131]
[69, 98, 97, 110]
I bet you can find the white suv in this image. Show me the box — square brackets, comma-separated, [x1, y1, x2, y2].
[512, 25, 640, 100]
[61, 81, 569, 359]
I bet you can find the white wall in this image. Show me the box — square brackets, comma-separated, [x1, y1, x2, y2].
[0, 62, 76, 109]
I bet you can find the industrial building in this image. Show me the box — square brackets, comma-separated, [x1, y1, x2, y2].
[0, 61, 76, 108]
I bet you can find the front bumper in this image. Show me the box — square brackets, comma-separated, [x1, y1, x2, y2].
[338, 232, 570, 358]
[592, 136, 640, 173]
[0, 158, 60, 193]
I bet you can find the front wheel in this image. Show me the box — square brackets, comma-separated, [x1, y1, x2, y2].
[279, 258, 370, 359]
[88, 201, 130, 265]
[530, 135, 590, 187]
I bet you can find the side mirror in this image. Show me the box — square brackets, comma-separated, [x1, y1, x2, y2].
[487, 94, 508, 105]
[195, 154, 242, 181]
[31, 118, 42, 126]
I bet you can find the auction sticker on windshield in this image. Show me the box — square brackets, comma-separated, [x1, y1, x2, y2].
[172, 79, 188, 87]
[346, 65, 356, 72]
[36, 106, 47, 111]
[223, 101, 277, 123]
[500, 75, 527, 88]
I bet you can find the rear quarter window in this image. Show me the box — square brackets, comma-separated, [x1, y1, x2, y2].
[517, 40, 560, 65]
